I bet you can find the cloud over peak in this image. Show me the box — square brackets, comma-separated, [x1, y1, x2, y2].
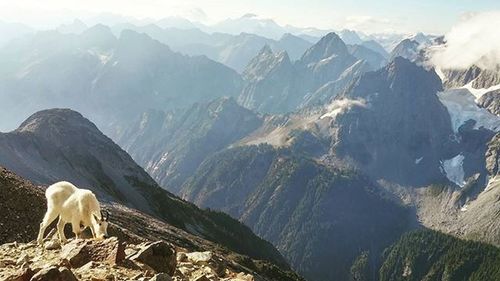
[431, 11, 500, 70]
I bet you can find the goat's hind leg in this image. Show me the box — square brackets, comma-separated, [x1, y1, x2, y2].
[37, 209, 58, 244]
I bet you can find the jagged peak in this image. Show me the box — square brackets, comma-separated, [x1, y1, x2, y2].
[300, 32, 349, 63]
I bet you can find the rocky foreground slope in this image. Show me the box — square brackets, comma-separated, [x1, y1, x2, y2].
[0, 237, 259, 281]
[0, 166, 303, 281]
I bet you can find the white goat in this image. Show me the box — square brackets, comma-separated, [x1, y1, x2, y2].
[37, 181, 109, 244]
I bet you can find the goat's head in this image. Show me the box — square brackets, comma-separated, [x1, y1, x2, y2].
[92, 210, 110, 239]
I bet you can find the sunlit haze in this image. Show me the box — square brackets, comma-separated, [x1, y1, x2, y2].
[2, 0, 499, 34]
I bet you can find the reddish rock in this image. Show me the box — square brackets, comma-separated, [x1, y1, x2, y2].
[30, 266, 77, 281]
[60, 237, 125, 268]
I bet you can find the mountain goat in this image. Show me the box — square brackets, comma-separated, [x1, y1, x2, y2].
[37, 181, 109, 244]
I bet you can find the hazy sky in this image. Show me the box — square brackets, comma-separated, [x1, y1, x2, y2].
[1, 0, 499, 34]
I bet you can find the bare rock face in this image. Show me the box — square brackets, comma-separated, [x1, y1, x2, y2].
[130, 241, 177, 276]
[60, 237, 125, 268]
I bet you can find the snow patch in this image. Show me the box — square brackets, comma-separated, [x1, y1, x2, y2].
[463, 81, 500, 101]
[441, 154, 465, 187]
[415, 157, 423, 164]
[321, 98, 367, 119]
[438, 88, 500, 133]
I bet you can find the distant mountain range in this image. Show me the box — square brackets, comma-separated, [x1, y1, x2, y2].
[0, 20, 499, 281]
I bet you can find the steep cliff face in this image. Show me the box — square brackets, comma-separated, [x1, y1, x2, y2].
[331, 57, 454, 186]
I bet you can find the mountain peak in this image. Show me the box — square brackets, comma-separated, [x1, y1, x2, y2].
[300, 32, 349, 64]
[16, 108, 101, 139]
[243, 46, 292, 81]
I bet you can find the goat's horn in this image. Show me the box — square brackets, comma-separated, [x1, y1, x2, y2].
[104, 210, 110, 221]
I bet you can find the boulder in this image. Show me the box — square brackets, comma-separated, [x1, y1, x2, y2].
[130, 241, 176, 275]
[60, 237, 125, 268]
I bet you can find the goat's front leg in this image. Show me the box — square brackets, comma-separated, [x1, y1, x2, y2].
[89, 224, 96, 239]
[37, 209, 58, 244]
[71, 221, 81, 240]
[57, 217, 67, 243]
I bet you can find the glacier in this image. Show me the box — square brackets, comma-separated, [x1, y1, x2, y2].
[441, 154, 466, 187]
[438, 88, 500, 133]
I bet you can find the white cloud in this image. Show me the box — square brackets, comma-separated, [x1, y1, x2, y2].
[430, 11, 500, 70]
[339, 15, 401, 34]
[321, 98, 368, 119]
